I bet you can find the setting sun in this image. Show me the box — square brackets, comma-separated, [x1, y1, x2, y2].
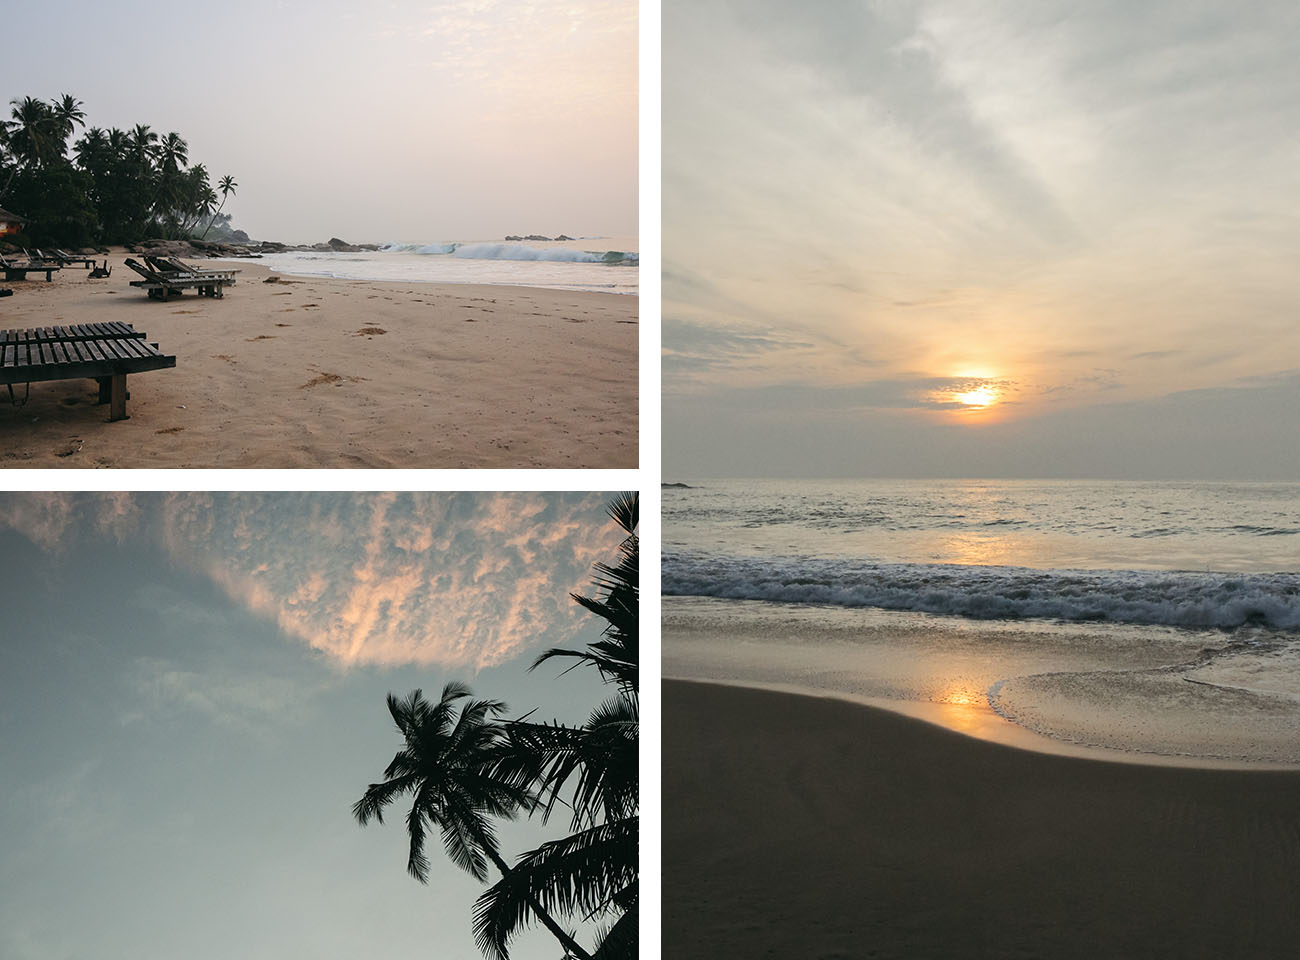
[955, 386, 998, 408]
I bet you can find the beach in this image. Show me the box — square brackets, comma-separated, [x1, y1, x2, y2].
[664, 679, 1300, 960]
[0, 251, 636, 468]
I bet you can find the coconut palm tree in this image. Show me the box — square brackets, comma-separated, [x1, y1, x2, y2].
[201, 174, 237, 239]
[353, 683, 594, 960]
[51, 94, 85, 156]
[127, 123, 158, 165]
[473, 493, 639, 960]
[155, 131, 188, 172]
[535, 491, 638, 702]
[6, 97, 58, 167]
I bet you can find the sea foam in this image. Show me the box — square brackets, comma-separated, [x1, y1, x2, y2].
[662, 552, 1300, 631]
[378, 241, 637, 264]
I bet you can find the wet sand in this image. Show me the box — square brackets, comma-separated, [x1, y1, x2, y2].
[0, 252, 636, 468]
[664, 679, 1300, 960]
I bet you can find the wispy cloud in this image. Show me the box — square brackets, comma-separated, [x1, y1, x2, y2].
[664, 0, 1300, 477]
[0, 493, 622, 672]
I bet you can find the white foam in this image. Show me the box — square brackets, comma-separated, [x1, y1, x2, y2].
[662, 552, 1300, 631]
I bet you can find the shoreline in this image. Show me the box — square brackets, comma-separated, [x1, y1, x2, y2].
[664, 674, 1300, 771]
[664, 678, 1300, 959]
[662, 596, 1300, 766]
[0, 251, 636, 468]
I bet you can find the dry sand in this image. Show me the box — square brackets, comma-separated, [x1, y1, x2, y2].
[664, 679, 1300, 960]
[0, 252, 636, 467]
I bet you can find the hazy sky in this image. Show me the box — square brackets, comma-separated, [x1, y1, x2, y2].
[0, 492, 623, 960]
[5, 0, 637, 242]
[663, 0, 1300, 480]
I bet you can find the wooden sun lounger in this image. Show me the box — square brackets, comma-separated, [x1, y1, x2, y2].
[147, 255, 220, 274]
[0, 322, 175, 420]
[125, 256, 238, 300]
[46, 248, 98, 269]
[0, 255, 61, 282]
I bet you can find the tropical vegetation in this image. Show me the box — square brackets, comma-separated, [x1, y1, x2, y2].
[354, 493, 639, 960]
[0, 94, 237, 247]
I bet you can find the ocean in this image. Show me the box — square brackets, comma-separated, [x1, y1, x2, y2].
[663, 479, 1300, 764]
[224, 238, 638, 294]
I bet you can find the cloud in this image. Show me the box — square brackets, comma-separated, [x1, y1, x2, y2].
[670, 375, 1018, 415]
[0, 493, 624, 672]
[666, 368, 1300, 480]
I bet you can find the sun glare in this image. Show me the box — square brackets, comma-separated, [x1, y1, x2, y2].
[955, 386, 998, 408]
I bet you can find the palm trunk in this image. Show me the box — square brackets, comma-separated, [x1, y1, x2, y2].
[200, 199, 226, 240]
[484, 848, 592, 960]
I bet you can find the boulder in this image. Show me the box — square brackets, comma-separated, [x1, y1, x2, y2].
[327, 237, 361, 252]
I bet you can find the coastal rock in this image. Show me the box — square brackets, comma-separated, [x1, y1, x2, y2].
[524, 234, 552, 242]
[327, 237, 361, 252]
[555, 235, 574, 241]
[505, 235, 522, 241]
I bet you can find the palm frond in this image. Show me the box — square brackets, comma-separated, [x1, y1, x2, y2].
[590, 899, 638, 960]
[471, 818, 638, 960]
[351, 771, 419, 826]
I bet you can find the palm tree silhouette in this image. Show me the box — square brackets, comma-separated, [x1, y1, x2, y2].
[201, 174, 237, 239]
[474, 492, 639, 960]
[6, 97, 58, 167]
[51, 94, 86, 155]
[353, 682, 594, 960]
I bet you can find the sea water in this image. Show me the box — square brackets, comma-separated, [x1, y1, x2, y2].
[229, 238, 638, 294]
[663, 479, 1300, 763]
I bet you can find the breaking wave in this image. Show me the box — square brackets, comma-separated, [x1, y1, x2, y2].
[662, 551, 1300, 631]
[379, 241, 637, 265]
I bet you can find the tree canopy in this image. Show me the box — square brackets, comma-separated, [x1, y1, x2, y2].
[0, 94, 237, 246]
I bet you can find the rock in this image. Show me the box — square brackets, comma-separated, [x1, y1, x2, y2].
[524, 234, 552, 242]
[555, 234, 574, 241]
[327, 237, 361, 252]
[505, 235, 522, 241]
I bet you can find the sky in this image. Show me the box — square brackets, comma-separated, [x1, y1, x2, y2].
[663, 0, 1300, 480]
[0, 492, 625, 960]
[4, 0, 638, 243]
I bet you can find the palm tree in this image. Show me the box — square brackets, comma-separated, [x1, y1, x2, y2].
[155, 131, 188, 172]
[6, 97, 58, 167]
[201, 174, 237, 239]
[353, 683, 595, 960]
[51, 94, 86, 156]
[474, 493, 640, 960]
[1, 97, 59, 200]
[536, 491, 638, 702]
[127, 123, 158, 165]
[73, 126, 108, 169]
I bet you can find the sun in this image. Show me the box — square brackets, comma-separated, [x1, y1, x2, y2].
[955, 386, 998, 408]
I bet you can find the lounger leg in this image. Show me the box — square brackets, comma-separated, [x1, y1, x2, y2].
[109, 373, 128, 421]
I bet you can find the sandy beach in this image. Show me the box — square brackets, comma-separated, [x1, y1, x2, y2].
[664, 679, 1300, 960]
[0, 252, 636, 468]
